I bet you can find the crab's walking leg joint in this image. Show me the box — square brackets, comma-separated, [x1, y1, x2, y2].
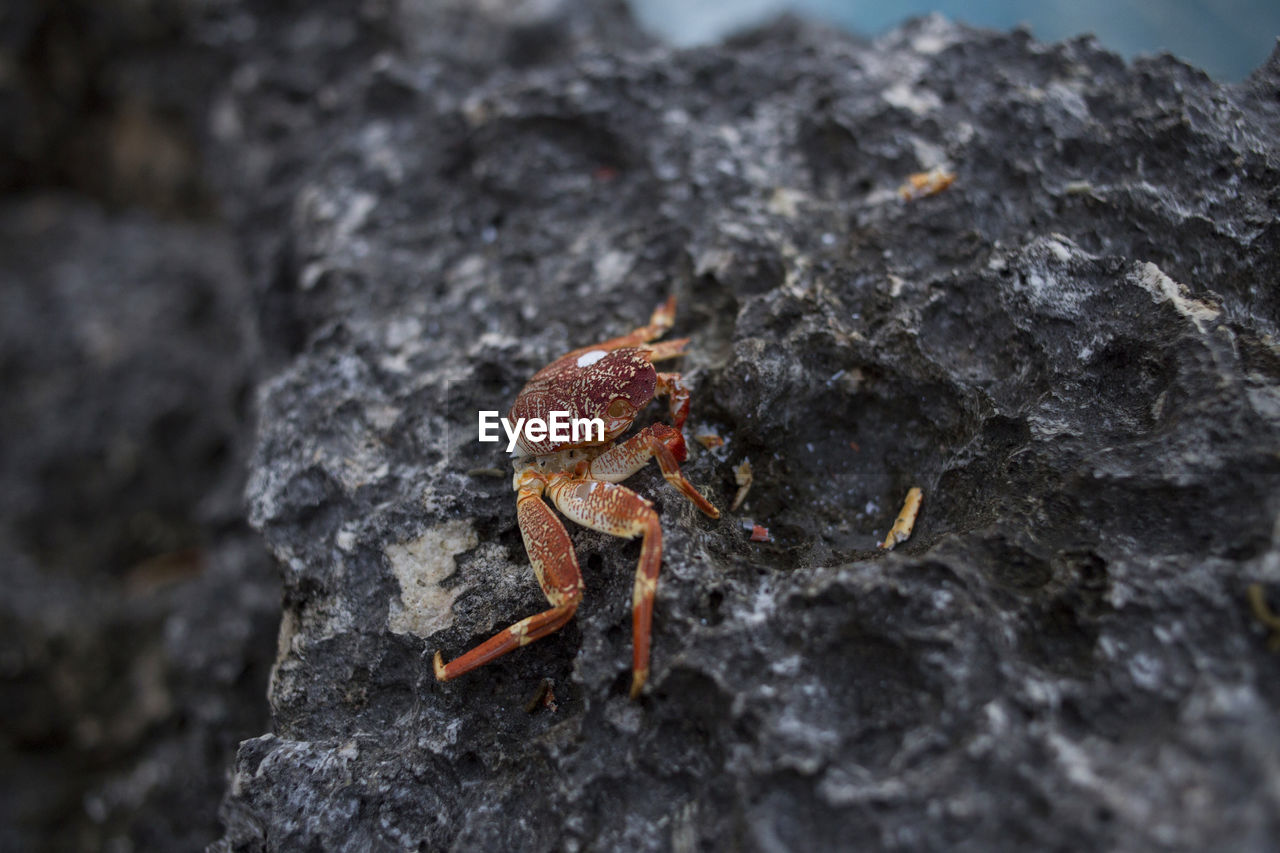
[433, 481, 582, 683]
[546, 479, 664, 699]
[584, 423, 719, 518]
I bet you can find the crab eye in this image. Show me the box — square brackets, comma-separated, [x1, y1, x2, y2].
[606, 398, 633, 418]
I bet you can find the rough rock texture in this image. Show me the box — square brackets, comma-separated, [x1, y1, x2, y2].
[203, 4, 1280, 849]
[0, 198, 279, 850]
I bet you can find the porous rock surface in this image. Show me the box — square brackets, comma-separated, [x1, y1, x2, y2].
[216, 6, 1280, 851]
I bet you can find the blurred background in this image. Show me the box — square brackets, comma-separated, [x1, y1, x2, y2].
[634, 0, 1279, 81]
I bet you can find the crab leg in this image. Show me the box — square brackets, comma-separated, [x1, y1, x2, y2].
[570, 296, 678, 354]
[655, 372, 691, 430]
[546, 479, 664, 698]
[583, 423, 719, 518]
[433, 484, 582, 682]
[641, 337, 690, 362]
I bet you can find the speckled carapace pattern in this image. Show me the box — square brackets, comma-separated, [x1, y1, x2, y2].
[509, 346, 657, 456]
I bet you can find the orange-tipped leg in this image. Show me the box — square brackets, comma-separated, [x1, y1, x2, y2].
[642, 337, 690, 362]
[640, 294, 676, 339]
[583, 423, 719, 518]
[655, 372, 692, 431]
[433, 487, 583, 683]
[547, 479, 665, 699]
[571, 296, 679, 353]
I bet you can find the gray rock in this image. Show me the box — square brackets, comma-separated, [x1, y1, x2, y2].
[217, 7, 1280, 852]
[0, 197, 279, 851]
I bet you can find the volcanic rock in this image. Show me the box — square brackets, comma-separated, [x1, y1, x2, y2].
[211, 7, 1280, 851]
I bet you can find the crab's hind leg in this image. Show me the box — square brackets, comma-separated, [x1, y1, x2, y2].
[433, 485, 582, 683]
[546, 479, 663, 699]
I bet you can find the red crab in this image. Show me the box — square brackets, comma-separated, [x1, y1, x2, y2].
[433, 297, 720, 698]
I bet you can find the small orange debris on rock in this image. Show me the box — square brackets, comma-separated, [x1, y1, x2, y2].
[695, 433, 724, 449]
[899, 167, 955, 201]
[880, 487, 923, 550]
[749, 524, 772, 543]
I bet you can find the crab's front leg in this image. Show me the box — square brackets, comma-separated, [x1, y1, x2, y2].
[582, 423, 719, 518]
[433, 477, 582, 683]
[545, 478, 664, 699]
